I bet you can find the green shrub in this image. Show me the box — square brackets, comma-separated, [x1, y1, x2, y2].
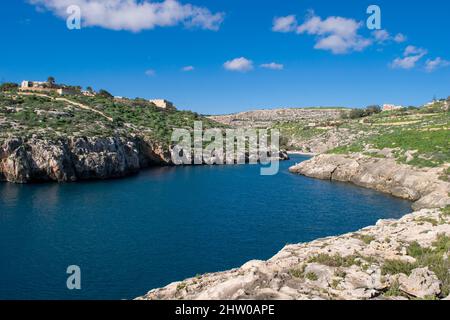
[309, 253, 361, 268]
[381, 259, 416, 276]
[305, 272, 319, 281]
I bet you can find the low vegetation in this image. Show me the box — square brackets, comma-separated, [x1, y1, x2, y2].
[0, 92, 223, 146]
[308, 253, 363, 268]
[325, 103, 448, 168]
[382, 235, 450, 297]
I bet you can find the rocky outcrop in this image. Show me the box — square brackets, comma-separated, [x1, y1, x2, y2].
[138, 208, 450, 300]
[289, 153, 450, 210]
[397, 268, 441, 298]
[0, 137, 289, 183]
[0, 136, 170, 183]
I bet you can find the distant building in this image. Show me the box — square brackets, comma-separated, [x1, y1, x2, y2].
[149, 99, 176, 110]
[382, 104, 404, 111]
[20, 80, 49, 92]
[57, 87, 80, 96]
[82, 90, 96, 97]
[20, 80, 80, 96]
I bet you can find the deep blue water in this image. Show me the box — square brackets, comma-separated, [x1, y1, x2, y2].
[0, 155, 411, 300]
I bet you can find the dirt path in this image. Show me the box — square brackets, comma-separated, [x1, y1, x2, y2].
[18, 92, 114, 122]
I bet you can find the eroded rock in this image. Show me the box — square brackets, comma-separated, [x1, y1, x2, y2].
[398, 268, 441, 298]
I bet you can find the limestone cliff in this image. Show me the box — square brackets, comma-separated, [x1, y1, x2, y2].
[289, 153, 450, 210]
[0, 136, 289, 183]
[0, 136, 171, 183]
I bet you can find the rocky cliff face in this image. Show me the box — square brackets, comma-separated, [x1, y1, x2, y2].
[0, 137, 289, 183]
[0, 136, 171, 183]
[289, 153, 450, 210]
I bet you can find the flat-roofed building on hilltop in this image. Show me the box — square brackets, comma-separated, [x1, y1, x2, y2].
[149, 99, 176, 110]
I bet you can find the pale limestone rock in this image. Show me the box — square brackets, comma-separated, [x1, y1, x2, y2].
[398, 268, 441, 298]
[0, 137, 170, 183]
[289, 154, 450, 210]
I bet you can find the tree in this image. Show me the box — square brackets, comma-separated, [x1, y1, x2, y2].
[98, 89, 113, 99]
[86, 86, 94, 93]
[0, 82, 18, 91]
[47, 76, 56, 88]
[349, 109, 365, 119]
[365, 105, 381, 116]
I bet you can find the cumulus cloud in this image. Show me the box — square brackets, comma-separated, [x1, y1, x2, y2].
[223, 57, 253, 72]
[260, 62, 284, 70]
[295, 13, 371, 54]
[28, 0, 224, 32]
[391, 46, 428, 70]
[373, 30, 407, 44]
[272, 15, 297, 32]
[145, 69, 156, 76]
[373, 29, 390, 43]
[425, 57, 450, 72]
[181, 65, 194, 72]
[393, 33, 407, 43]
[404, 45, 427, 56]
[391, 55, 424, 69]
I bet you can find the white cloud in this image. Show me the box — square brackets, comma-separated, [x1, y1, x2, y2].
[425, 57, 450, 72]
[373, 30, 407, 44]
[260, 62, 284, 70]
[391, 55, 424, 69]
[181, 65, 194, 72]
[145, 69, 156, 76]
[373, 29, 390, 43]
[223, 57, 253, 72]
[28, 0, 224, 32]
[391, 46, 429, 70]
[295, 13, 371, 54]
[404, 45, 427, 56]
[394, 33, 407, 43]
[272, 15, 297, 32]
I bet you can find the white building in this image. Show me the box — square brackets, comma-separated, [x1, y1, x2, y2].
[20, 80, 80, 96]
[382, 104, 404, 111]
[20, 80, 47, 90]
[82, 90, 96, 97]
[149, 99, 176, 110]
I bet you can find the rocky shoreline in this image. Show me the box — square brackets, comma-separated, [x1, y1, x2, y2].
[0, 137, 289, 183]
[289, 153, 450, 211]
[0, 136, 171, 183]
[137, 153, 450, 300]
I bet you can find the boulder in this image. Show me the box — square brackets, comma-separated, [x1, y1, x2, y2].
[398, 268, 441, 298]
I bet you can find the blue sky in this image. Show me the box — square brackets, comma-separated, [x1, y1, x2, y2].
[1, 0, 449, 114]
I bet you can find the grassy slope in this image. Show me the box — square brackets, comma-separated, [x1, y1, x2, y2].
[273, 103, 449, 168]
[0, 92, 223, 146]
[330, 108, 450, 167]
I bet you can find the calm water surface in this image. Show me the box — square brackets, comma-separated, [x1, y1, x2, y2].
[0, 155, 411, 299]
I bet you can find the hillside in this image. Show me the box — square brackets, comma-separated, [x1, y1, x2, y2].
[211, 102, 450, 169]
[0, 91, 222, 183]
[0, 92, 220, 145]
[208, 107, 348, 128]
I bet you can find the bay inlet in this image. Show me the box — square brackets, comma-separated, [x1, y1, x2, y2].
[0, 155, 411, 299]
